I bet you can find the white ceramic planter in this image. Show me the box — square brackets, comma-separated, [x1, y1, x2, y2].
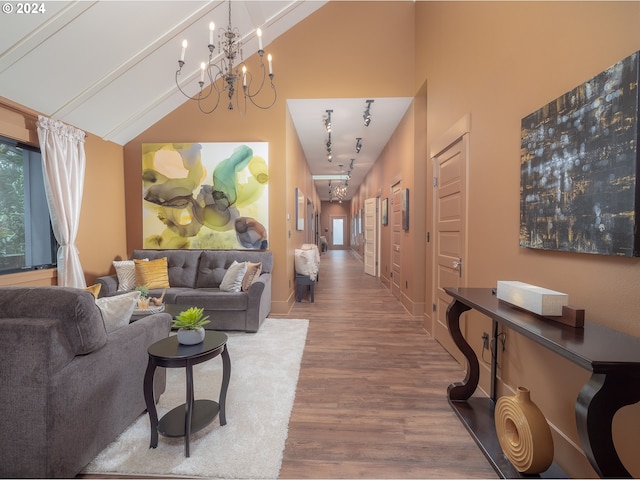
[177, 327, 205, 345]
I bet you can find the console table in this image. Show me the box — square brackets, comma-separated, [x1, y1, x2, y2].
[444, 287, 640, 479]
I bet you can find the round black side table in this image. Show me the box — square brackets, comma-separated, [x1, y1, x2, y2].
[143, 331, 231, 457]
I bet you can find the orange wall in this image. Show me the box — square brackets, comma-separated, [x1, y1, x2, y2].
[0, 100, 127, 287]
[287, 106, 321, 302]
[123, 1, 415, 314]
[3, 1, 639, 475]
[352, 93, 427, 316]
[413, 2, 640, 477]
[78, 134, 128, 282]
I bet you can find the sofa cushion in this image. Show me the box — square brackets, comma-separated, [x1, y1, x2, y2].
[220, 261, 247, 292]
[196, 251, 229, 288]
[113, 259, 142, 291]
[196, 250, 273, 288]
[231, 250, 272, 273]
[134, 257, 170, 289]
[83, 283, 102, 298]
[132, 249, 201, 288]
[96, 291, 140, 333]
[0, 287, 107, 355]
[175, 290, 248, 310]
[242, 262, 262, 291]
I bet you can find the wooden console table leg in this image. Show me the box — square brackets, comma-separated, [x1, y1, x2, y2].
[576, 372, 640, 478]
[143, 361, 159, 449]
[446, 298, 478, 401]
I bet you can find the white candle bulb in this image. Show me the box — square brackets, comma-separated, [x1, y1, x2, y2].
[257, 28, 263, 51]
[200, 62, 206, 82]
[242, 65, 247, 86]
[180, 39, 188, 62]
[209, 22, 215, 45]
[267, 54, 273, 75]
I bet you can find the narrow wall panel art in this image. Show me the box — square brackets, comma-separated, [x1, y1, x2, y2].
[520, 51, 640, 257]
[142, 142, 269, 250]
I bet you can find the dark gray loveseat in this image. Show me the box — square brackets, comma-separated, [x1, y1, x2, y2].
[96, 249, 273, 333]
[0, 287, 171, 478]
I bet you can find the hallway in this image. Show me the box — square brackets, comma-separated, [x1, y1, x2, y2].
[279, 249, 497, 478]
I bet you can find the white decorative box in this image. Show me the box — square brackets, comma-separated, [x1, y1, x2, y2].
[496, 281, 568, 316]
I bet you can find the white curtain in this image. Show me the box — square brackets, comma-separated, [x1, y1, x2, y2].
[36, 115, 87, 288]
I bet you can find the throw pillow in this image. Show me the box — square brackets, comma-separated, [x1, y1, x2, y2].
[135, 257, 170, 289]
[220, 261, 247, 293]
[96, 291, 140, 333]
[242, 261, 262, 292]
[294, 248, 319, 281]
[83, 283, 102, 298]
[113, 260, 138, 292]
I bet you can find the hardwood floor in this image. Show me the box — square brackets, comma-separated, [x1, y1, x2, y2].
[278, 249, 497, 479]
[81, 249, 497, 479]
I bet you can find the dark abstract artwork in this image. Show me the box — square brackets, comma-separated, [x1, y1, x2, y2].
[142, 142, 269, 250]
[520, 51, 640, 257]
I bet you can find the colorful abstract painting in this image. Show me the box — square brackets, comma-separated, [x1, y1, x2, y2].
[142, 142, 269, 250]
[520, 51, 640, 257]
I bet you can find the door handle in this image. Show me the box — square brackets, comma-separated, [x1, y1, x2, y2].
[453, 258, 462, 277]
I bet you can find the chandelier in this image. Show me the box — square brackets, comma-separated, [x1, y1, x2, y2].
[328, 160, 353, 202]
[175, 0, 277, 114]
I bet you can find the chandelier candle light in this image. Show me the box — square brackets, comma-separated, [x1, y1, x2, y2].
[175, 0, 277, 114]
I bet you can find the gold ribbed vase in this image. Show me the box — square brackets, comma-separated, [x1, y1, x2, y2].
[495, 386, 554, 473]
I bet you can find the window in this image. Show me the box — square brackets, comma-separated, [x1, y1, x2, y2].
[0, 136, 57, 274]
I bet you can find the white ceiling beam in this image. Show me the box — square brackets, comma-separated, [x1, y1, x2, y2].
[52, 1, 223, 120]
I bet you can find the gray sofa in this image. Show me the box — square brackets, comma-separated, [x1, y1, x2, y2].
[0, 286, 171, 478]
[96, 249, 273, 333]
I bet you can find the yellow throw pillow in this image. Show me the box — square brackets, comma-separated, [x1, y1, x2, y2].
[242, 262, 262, 291]
[83, 283, 102, 298]
[134, 257, 170, 289]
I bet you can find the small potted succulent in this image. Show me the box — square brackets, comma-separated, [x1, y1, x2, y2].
[172, 307, 211, 345]
[134, 285, 150, 309]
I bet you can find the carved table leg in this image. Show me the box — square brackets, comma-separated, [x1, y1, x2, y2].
[446, 298, 478, 401]
[576, 372, 640, 478]
[143, 360, 159, 448]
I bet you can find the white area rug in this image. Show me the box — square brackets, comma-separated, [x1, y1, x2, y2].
[84, 318, 308, 479]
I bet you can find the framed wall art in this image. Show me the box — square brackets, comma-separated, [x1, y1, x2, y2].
[402, 188, 409, 230]
[381, 198, 388, 225]
[520, 51, 640, 257]
[141, 142, 269, 250]
[295, 187, 305, 231]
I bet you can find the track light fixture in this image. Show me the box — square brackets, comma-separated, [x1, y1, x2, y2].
[326, 130, 332, 161]
[355, 137, 362, 154]
[363, 99, 374, 127]
[324, 109, 333, 132]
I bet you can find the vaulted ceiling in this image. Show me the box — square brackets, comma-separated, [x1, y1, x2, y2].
[1, 1, 414, 201]
[0, 1, 326, 145]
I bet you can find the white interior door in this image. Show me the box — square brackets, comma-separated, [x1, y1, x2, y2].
[433, 135, 468, 366]
[364, 197, 378, 276]
[331, 216, 345, 248]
